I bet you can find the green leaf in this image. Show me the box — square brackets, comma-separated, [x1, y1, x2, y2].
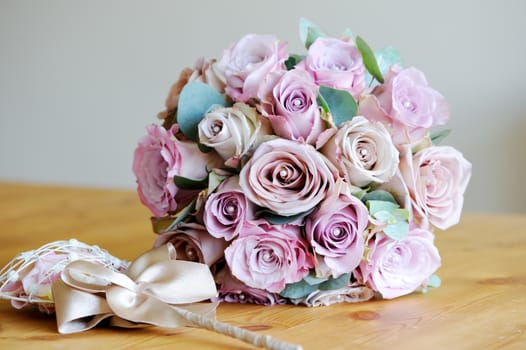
[299, 18, 325, 49]
[367, 200, 399, 216]
[165, 198, 197, 231]
[318, 85, 357, 127]
[392, 208, 409, 222]
[285, 54, 305, 70]
[430, 129, 451, 145]
[384, 221, 409, 240]
[173, 175, 208, 190]
[207, 171, 225, 194]
[280, 279, 319, 298]
[365, 46, 403, 87]
[356, 36, 384, 84]
[341, 28, 354, 40]
[303, 273, 328, 286]
[261, 208, 314, 224]
[427, 274, 442, 289]
[319, 273, 351, 291]
[177, 82, 226, 141]
[361, 190, 397, 205]
[317, 93, 330, 114]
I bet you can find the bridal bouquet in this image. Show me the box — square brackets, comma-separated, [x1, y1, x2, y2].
[132, 19, 471, 306]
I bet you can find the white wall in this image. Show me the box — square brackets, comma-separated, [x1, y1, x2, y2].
[1, 0, 525, 213]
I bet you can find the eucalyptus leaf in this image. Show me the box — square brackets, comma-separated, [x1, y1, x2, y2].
[173, 175, 208, 190]
[392, 208, 409, 222]
[373, 210, 394, 223]
[303, 273, 328, 286]
[280, 279, 319, 299]
[319, 273, 351, 291]
[356, 36, 384, 84]
[384, 221, 409, 240]
[367, 200, 399, 216]
[285, 54, 305, 70]
[427, 274, 442, 288]
[361, 190, 397, 205]
[177, 82, 226, 141]
[299, 18, 325, 48]
[430, 129, 451, 145]
[365, 46, 403, 87]
[318, 85, 357, 127]
[341, 28, 354, 40]
[261, 208, 313, 224]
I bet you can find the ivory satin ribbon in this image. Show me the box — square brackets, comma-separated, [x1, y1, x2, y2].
[52, 243, 217, 334]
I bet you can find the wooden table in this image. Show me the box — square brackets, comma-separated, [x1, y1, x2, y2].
[0, 182, 524, 349]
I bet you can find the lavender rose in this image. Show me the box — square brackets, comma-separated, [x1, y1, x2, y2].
[297, 37, 366, 99]
[321, 116, 400, 187]
[305, 181, 369, 278]
[216, 34, 287, 102]
[257, 69, 324, 145]
[132, 124, 223, 217]
[359, 227, 441, 299]
[215, 267, 287, 306]
[203, 176, 255, 241]
[224, 222, 314, 293]
[359, 66, 449, 145]
[153, 223, 228, 266]
[239, 138, 337, 216]
[198, 103, 271, 167]
[399, 145, 472, 230]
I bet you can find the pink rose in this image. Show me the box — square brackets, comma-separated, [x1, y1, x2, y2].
[321, 116, 400, 187]
[305, 181, 369, 278]
[224, 222, 314, 293]
[215, 267, 287, 306]
[132, 124, 223, 217]
[359, 227, 441, 299]
[298, 37, 366, 99]
[216, 34, 288, 102]
[257, 69, 324, 145]
[153, 223, 228, 266]
[203, 176, 255, 241]
[400, 145, 472, 230]
[359, 66, 449, 145]
[239, 138, 337, 216]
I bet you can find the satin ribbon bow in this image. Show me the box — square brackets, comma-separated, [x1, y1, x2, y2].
[52, 243, 217, 334]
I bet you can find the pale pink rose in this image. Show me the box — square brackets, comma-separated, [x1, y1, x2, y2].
[360, 66, 449, 145]
[359, 227, 441, 299]
[399, 145, 471, 230]
[224, 222, 314, 293]
[203, 176, 255, 241]
[133, 124, 223, 217]
[216, 34, 288, 102]
[198, 103, 271, 167]
[153, 223, 228, 266]
[257, 69, 324, 145]
[305, 181, 369, 278]
[298, 37, 366, 99]
[321, 116, 399, 187]
[215, 267, 287, 305]
[239, 138, 337, 216]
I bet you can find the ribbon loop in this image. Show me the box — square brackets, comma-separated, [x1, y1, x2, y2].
[52, 243, 217, 334]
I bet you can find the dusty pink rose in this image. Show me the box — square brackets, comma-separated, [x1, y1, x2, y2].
[239, 138, 337, 216]
[224, 221, 314, 293]
[133, 124, 223, 217]
[216, 34, 288, 102]
[153, 223, 228, 266]
[399, 145, 472, 230]
[321, 116, 399, 187]
[359, 227, 441, 299]
[203, 176, 255, 241]
[298, 37, 366, 99]
[305, 181, 369, 278]
[359, 66, 449, 145]
[257, 69, 324, 145]
[215, 267, 287, 306]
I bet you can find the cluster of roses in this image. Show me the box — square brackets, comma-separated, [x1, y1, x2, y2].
[133, 24, 471, 306]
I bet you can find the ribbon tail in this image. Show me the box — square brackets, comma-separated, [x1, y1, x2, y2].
[52, 280, 114, 334]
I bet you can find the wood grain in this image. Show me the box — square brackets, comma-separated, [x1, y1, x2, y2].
[0, 182, 524, 349]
